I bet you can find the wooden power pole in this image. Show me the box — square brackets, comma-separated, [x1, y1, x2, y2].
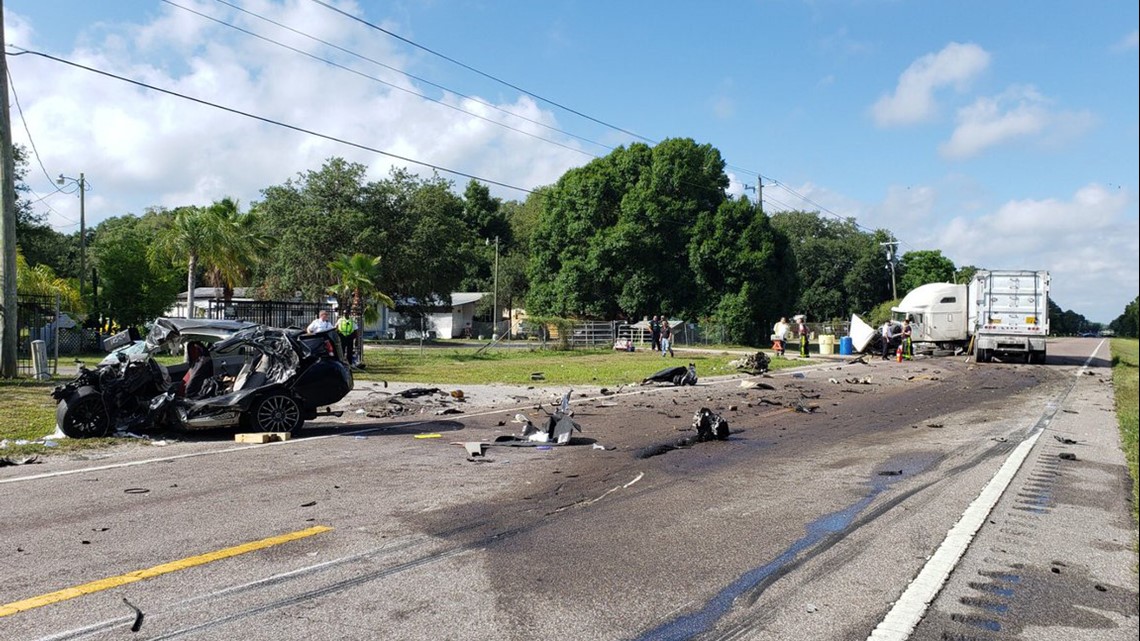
[0, 1, 21, 378]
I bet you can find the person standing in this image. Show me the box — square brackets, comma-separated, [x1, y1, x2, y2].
[880, 320, 895, 360]
[772, 317, 790, 357]
[337, 313, 359, 366]
[649, 315, 662, 352]
[660, 319, 674, 357]
[306, 310, 334, 334]
[796, 315, 810, 358]
[901, 318, 913, 360]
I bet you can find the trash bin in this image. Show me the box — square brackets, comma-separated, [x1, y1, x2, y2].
[838, 336, 854, 355]
[818, 334, 835, 355]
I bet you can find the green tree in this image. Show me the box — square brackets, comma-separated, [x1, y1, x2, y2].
[15, 250, 82, 309]
[149, 205, 230, 318]
[1109, 296, 1138, 338]
[201, 198, 271, 303]
[254, 160, 471, 310]
[769, 212, 893, 321]
[90, 212, 182, 328]
[528, 138, 728, 319]
[954, 264, 980, 285]
[898, 250, 957, 295]
[689, 196, 797, 345]
[328, 253, 394, 325]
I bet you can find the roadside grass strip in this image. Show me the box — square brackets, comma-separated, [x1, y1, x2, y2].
[0, 525, 333, 618]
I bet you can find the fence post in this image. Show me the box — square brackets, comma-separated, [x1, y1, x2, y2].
[53, 293, 60, 375]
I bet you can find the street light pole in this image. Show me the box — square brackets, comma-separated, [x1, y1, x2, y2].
[58, 173, 87, 301]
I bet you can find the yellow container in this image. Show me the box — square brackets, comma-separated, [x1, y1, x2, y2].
[818, 334, 835, 355]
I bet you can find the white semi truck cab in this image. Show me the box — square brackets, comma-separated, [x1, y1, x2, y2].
[891, 270, 1050, 362]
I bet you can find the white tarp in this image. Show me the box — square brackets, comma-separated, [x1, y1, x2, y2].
[849, 314, 876, 352]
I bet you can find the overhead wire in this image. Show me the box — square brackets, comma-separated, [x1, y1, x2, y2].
[205, 0, 616, 156]
[161, 0, 593, 160]
[305, 0, 909, 246]
[7, 48, 537, 196]
[308, 0, 655, 145]
[6, 66, 77, 226]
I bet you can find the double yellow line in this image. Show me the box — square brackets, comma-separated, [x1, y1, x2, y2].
[0, 525, 332, 618]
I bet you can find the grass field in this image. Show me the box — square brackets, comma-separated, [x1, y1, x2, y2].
[1110, 339, 1139, 526]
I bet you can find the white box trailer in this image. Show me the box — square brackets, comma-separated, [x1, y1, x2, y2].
[972, 270, 1049, 363]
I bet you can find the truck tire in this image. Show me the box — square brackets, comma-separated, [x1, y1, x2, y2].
[976, 348, 992, 363]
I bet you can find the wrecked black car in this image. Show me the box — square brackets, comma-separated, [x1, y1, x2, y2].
[52, 318, 353, 438]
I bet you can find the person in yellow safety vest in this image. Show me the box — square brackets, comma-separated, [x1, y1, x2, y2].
[336, 314, 358, 366]
[901, 318, 913, 360]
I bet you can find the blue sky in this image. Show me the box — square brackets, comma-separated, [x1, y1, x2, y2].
[4, 1, 1138, 322]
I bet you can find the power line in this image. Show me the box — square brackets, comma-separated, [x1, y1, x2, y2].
[308, 0, 655, 145]
[162, 0, 596, 160]
[7, 66, 61, 188]
[205, 0, 616, 156]
[8, 48, 537, 196]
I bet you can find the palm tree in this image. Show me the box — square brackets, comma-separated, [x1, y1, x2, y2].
[15, 250, 83, 310]
[149, 206, 227, 318]
[201, 198, 271, 304]
[328, 253, 394, 326]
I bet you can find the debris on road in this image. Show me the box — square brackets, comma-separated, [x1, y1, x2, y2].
[1053, 435, 1079, 445]
[740, 380, 776, 390]
[122, 597, 145, 632]
[0, 455, 41, 467]
[641, 363, 698, 386]
[692, 408, 730, 441]
[729, 352, 770, 375]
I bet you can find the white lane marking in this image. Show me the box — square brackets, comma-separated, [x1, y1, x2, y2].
[866, 385, 1073, 640]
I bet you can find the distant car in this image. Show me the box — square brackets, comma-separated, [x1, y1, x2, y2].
[1079, 332, 1098, 337]
[53, 318, 353, 438]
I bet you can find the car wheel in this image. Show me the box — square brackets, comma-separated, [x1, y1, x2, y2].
[252, 393, 303, 434]
[57, 387, 112, 438]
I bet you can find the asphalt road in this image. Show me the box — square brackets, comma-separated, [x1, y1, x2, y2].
[1, 337, 1135, 641]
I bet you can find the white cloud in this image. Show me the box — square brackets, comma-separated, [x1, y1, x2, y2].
[6, 1, 589, 229]
[871, 42, 990, 127]
[939, 85, 1094, 159]
[937, 183, 1137, 320]
[1114, 29, 1139, 52]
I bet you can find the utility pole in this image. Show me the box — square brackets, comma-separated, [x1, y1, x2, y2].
[493, 235, 499, 338]
[881, 241, 899, 300]
[1, 2, 20, 377]
[57, 173, 86, 301]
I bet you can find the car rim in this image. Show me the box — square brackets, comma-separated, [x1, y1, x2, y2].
[258, 395, 299, 432]
[73, 397, 108, 436]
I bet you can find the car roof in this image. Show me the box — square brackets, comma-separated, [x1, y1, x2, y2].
[145, 317, 261, 350]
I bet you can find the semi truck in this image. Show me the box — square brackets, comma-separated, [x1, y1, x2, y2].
[891, 269, 1050, 363]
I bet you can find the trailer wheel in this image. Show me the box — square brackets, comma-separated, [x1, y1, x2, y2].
[975, 348, 991, 363]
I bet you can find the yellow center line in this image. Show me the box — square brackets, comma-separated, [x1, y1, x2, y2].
[0, 525, 333, 618]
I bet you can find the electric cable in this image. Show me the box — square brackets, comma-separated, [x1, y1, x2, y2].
[205, 0, 615, 155]
[163, 0, 595, 159]
[7, 48, 536, 196]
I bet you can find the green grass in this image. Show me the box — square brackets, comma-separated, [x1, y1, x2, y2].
[1110, 339, 1139, 527]
[0, 378, 120, 458]
[354, 345, 790, 386]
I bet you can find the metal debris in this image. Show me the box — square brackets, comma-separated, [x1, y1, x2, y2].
[729, 352, 770, 375]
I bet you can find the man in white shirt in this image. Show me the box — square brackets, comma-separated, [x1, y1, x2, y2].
[306, 310, 334, 334]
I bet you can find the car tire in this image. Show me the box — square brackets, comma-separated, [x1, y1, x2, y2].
[252, 393, 304, 434]
[57, 386, 112, 438]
